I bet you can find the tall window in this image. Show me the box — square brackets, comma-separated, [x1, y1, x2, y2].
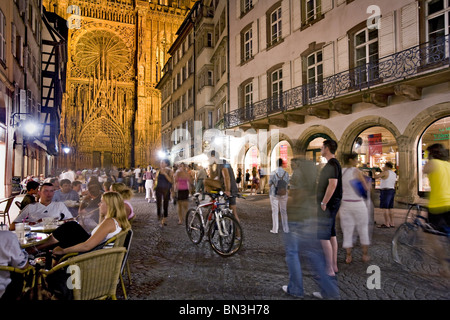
[270, 7, 282, 46]
[244, 83, 253, 107]
[243, 0, 253, 13]
[306, 0, 320, 23]
[354, 28, 379, 84]
[0, 10, 5, 64]
[271, 68, 283, 110]
[427, 0, 450, 42]
[307, 50, 323, 97]
[244, 28, 253, 61]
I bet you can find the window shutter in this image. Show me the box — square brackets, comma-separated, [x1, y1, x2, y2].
[336, 35, 349, 73]
[322, 0, 333, 14]
[236, 33, 241, 66]
[292, 0, 301, 30]
[379, 11, 395, 58]
[259, 15, 267, 52]
[252, 21, 258, 54]
[253, 76, 259, 101]
[293, 56, 303, 87]
[323, 41, 335, 78]
[281, 0, 290, 39]
[282, 62, 291, 91]
[400, 2, 419, 50]
[259, 74, 267, 100]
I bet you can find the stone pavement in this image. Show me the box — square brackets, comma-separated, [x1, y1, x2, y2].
[123, 193, 449, 301]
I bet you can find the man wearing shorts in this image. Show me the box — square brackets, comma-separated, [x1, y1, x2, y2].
[316, 140, 342, 277]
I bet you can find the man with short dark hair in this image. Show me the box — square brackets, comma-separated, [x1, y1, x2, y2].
[316, 139, 342, 278]
[12, 183, 73, 230]
[20, 180, 40, 210]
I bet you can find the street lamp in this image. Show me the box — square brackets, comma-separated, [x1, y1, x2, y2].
[63, 146, 71, 154]
[10, 112, 41, 136]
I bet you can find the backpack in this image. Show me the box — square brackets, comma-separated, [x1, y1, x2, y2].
[275, 172, 287, 196]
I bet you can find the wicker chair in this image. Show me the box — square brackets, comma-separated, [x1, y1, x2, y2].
[0, 196, 15, 225]
[39, 247, 126, 300]
[0, 264, 35, 299]
[104, 228, 133, 299]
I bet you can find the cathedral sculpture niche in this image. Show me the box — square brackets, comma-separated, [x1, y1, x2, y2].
[44, 0, 194, 169]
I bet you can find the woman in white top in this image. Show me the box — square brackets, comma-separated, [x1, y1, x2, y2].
[372, 162, 397, 228]
[340, 153, 371, 264]
[52, 191, 130, 255]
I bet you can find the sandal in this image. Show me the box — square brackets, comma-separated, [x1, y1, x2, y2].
[377, 224, 390, 228]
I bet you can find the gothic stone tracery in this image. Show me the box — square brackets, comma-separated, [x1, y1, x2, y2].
[44, 0, 193, 169]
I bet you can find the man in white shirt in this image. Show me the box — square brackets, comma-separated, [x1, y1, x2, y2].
[0, 231, 28, 299]
[11, 183, 73, 230]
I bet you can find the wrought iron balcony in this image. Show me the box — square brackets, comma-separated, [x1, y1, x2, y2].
[225, 34, 450, 129]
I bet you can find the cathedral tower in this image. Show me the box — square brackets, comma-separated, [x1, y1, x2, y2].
[43, 0, 194, 169]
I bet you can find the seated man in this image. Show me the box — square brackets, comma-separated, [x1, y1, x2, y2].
[20, 180, 40, 210]
[77, 182, 103, 233]
[0, 231, 29, 300]
[11, 183, 73, 230]
[52, 179, 80, 218]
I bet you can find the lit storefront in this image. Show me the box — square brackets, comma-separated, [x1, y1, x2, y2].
[270, 141, 293, 173]
[244, 146, 260, 175]
[305, 134, 331, 167]
[418, 116, 450, 194]
[353, 126, 398, 189]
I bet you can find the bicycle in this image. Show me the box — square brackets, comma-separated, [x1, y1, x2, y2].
[403, 203, 428, 224]
[185, 191, 243, 257]
[392, 204, 450, 275]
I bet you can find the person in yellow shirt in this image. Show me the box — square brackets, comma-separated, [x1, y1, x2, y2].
[423, 143, 450, 277]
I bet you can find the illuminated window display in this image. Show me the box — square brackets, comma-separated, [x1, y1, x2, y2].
[353, 127, 398, 189]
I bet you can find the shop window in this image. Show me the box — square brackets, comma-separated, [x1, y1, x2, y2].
[305, 134, 330, 166]
[353, 126, 398, 189]
[245, 146, 260, 178]
[418, 116, 450, 194]
[271, 141, 293, 173]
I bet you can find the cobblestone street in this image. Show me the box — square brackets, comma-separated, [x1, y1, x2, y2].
[122, 193, 449, 301]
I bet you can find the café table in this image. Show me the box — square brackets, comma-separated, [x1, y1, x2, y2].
[15, 231, 50, 249]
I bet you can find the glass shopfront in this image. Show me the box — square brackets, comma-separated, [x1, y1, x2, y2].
[244, 146, 260, 176]
[353, 126, 398, 189]
[305, 134, 331, 167]
[270, 140, 293, 173]
[418, 116, 450, 193]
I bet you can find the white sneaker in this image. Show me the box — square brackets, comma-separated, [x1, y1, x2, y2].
[312, 292, 323, 299]
[270, 230, 278, 234]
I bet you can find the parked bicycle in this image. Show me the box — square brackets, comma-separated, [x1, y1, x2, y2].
[185, 191, 243, 257]
[392, 204, 450, 275]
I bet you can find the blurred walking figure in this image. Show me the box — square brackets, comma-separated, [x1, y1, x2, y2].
[155, 159, 174, 227]
[423, 143, 450, 277]
[283, 157, 340, 299]
[144, 166, 156, 203]
[269, 158, 290, 234]
[340, 153, 371, 264]
[174, 163, 192, 225]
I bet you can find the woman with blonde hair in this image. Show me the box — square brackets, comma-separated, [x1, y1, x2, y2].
[35, 192, 131, 256]
[110, 182, 135, 220]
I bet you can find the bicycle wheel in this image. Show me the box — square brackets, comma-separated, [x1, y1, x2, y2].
[392, 222, 422, 266]
[185, 208, 204, 244]
[208, 213, 243, 257]
[405, 205, 423, 223]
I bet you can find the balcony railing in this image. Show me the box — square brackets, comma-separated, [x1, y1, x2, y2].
[225, 34, 450, 128]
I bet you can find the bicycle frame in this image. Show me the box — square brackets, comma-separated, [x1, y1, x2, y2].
[194, 193, 230, 237]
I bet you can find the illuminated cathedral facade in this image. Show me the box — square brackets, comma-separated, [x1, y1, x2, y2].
[43, 0, 195, 169]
